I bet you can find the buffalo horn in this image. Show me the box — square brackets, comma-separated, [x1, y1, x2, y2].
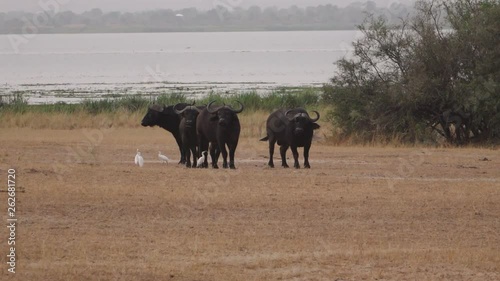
[308, 111, 320, 122]
[173, 103, 188, 114]
[207, 101, 224, 113]
[228, 101, 244, 113]
[284, 109, 296, 120]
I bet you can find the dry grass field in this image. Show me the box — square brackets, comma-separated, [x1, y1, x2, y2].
[0, 125, 499, 280]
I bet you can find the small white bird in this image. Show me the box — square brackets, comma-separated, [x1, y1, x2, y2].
[135, 149, 144, 167]
[134, 149, 140, 165]
[197, 151, 208, 168]
[158, 151, 169, 164]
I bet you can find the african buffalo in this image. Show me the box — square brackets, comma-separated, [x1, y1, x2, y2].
[141, 103, 188, 164]
[260, 108, 320, 169]
[174, 102, 202, 168]
[196, 101, 244, 169]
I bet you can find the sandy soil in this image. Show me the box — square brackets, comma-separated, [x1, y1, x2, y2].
[0, 127, 499, 280]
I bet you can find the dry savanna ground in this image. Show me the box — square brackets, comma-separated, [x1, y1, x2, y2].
[0, 123, 499, 280]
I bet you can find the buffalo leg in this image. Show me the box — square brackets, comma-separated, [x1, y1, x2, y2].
[185, 146, 192, 168]
[280, 144, 289, 168]
[268, 137, 276, 168]
[290, 145, 300, 169]
[220, 142, 229, 169]
[303, 143, 311, 169]
[194, 141, 200, 160]
[214, 144, 221, 168]
[175, 135, 186, 164]
[210, 143, 219, 169]
[228, 141, 238, 169]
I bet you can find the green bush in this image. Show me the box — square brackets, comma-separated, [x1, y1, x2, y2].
[323, 0, 500, 145]
[234, 92, 262, 111]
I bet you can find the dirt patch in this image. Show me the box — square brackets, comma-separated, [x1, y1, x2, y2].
[0, 128, 499, 280]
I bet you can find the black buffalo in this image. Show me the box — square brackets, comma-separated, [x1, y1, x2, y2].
[196, 101, 244, 169]
[260, 108, 320, 169]
[141, 103, 188, 164]
[173, 102, 202, 168]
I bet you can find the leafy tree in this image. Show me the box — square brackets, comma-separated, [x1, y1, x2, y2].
[323, 0, 500, 144]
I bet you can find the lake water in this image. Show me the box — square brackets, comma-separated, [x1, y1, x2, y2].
[0, 31, 361, 103]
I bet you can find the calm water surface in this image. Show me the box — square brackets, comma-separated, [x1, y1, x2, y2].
[0, 31, 361, 102]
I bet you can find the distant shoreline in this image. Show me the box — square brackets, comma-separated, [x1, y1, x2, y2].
[0, 3, 412, 35]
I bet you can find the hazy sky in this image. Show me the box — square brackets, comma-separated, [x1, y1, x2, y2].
[1, 0, 413, 13]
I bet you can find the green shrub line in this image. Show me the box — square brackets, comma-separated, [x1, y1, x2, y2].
[323, 0, 500, 145]
[0, 88, 324, 115]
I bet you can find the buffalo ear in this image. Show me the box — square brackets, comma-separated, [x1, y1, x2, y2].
[312, 123, 320, 130]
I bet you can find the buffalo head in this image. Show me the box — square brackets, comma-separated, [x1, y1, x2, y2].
[285, 109, 320, 135]
[141, 104, 165, 127]
[207, 100, 244, 126]
[174, 101, 201, 129]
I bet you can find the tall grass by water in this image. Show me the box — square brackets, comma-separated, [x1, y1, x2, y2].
[0, 89, 326, 132]
[0, 88, 322, 114]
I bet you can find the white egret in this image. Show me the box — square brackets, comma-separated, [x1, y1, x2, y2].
[197, 151, 208, 168]
[158, 151, 169, 164]
[134, 149, 140, 165]
[135, 149, 144, 167]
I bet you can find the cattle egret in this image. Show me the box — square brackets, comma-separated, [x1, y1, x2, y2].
[197, 151, 208, 168]
[135, 149, 144, 167]
[158, 151, 169, 164]
[134, 149, 140, 165]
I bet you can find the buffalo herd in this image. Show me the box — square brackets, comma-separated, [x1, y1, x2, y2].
[141, 101, 320, 169]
